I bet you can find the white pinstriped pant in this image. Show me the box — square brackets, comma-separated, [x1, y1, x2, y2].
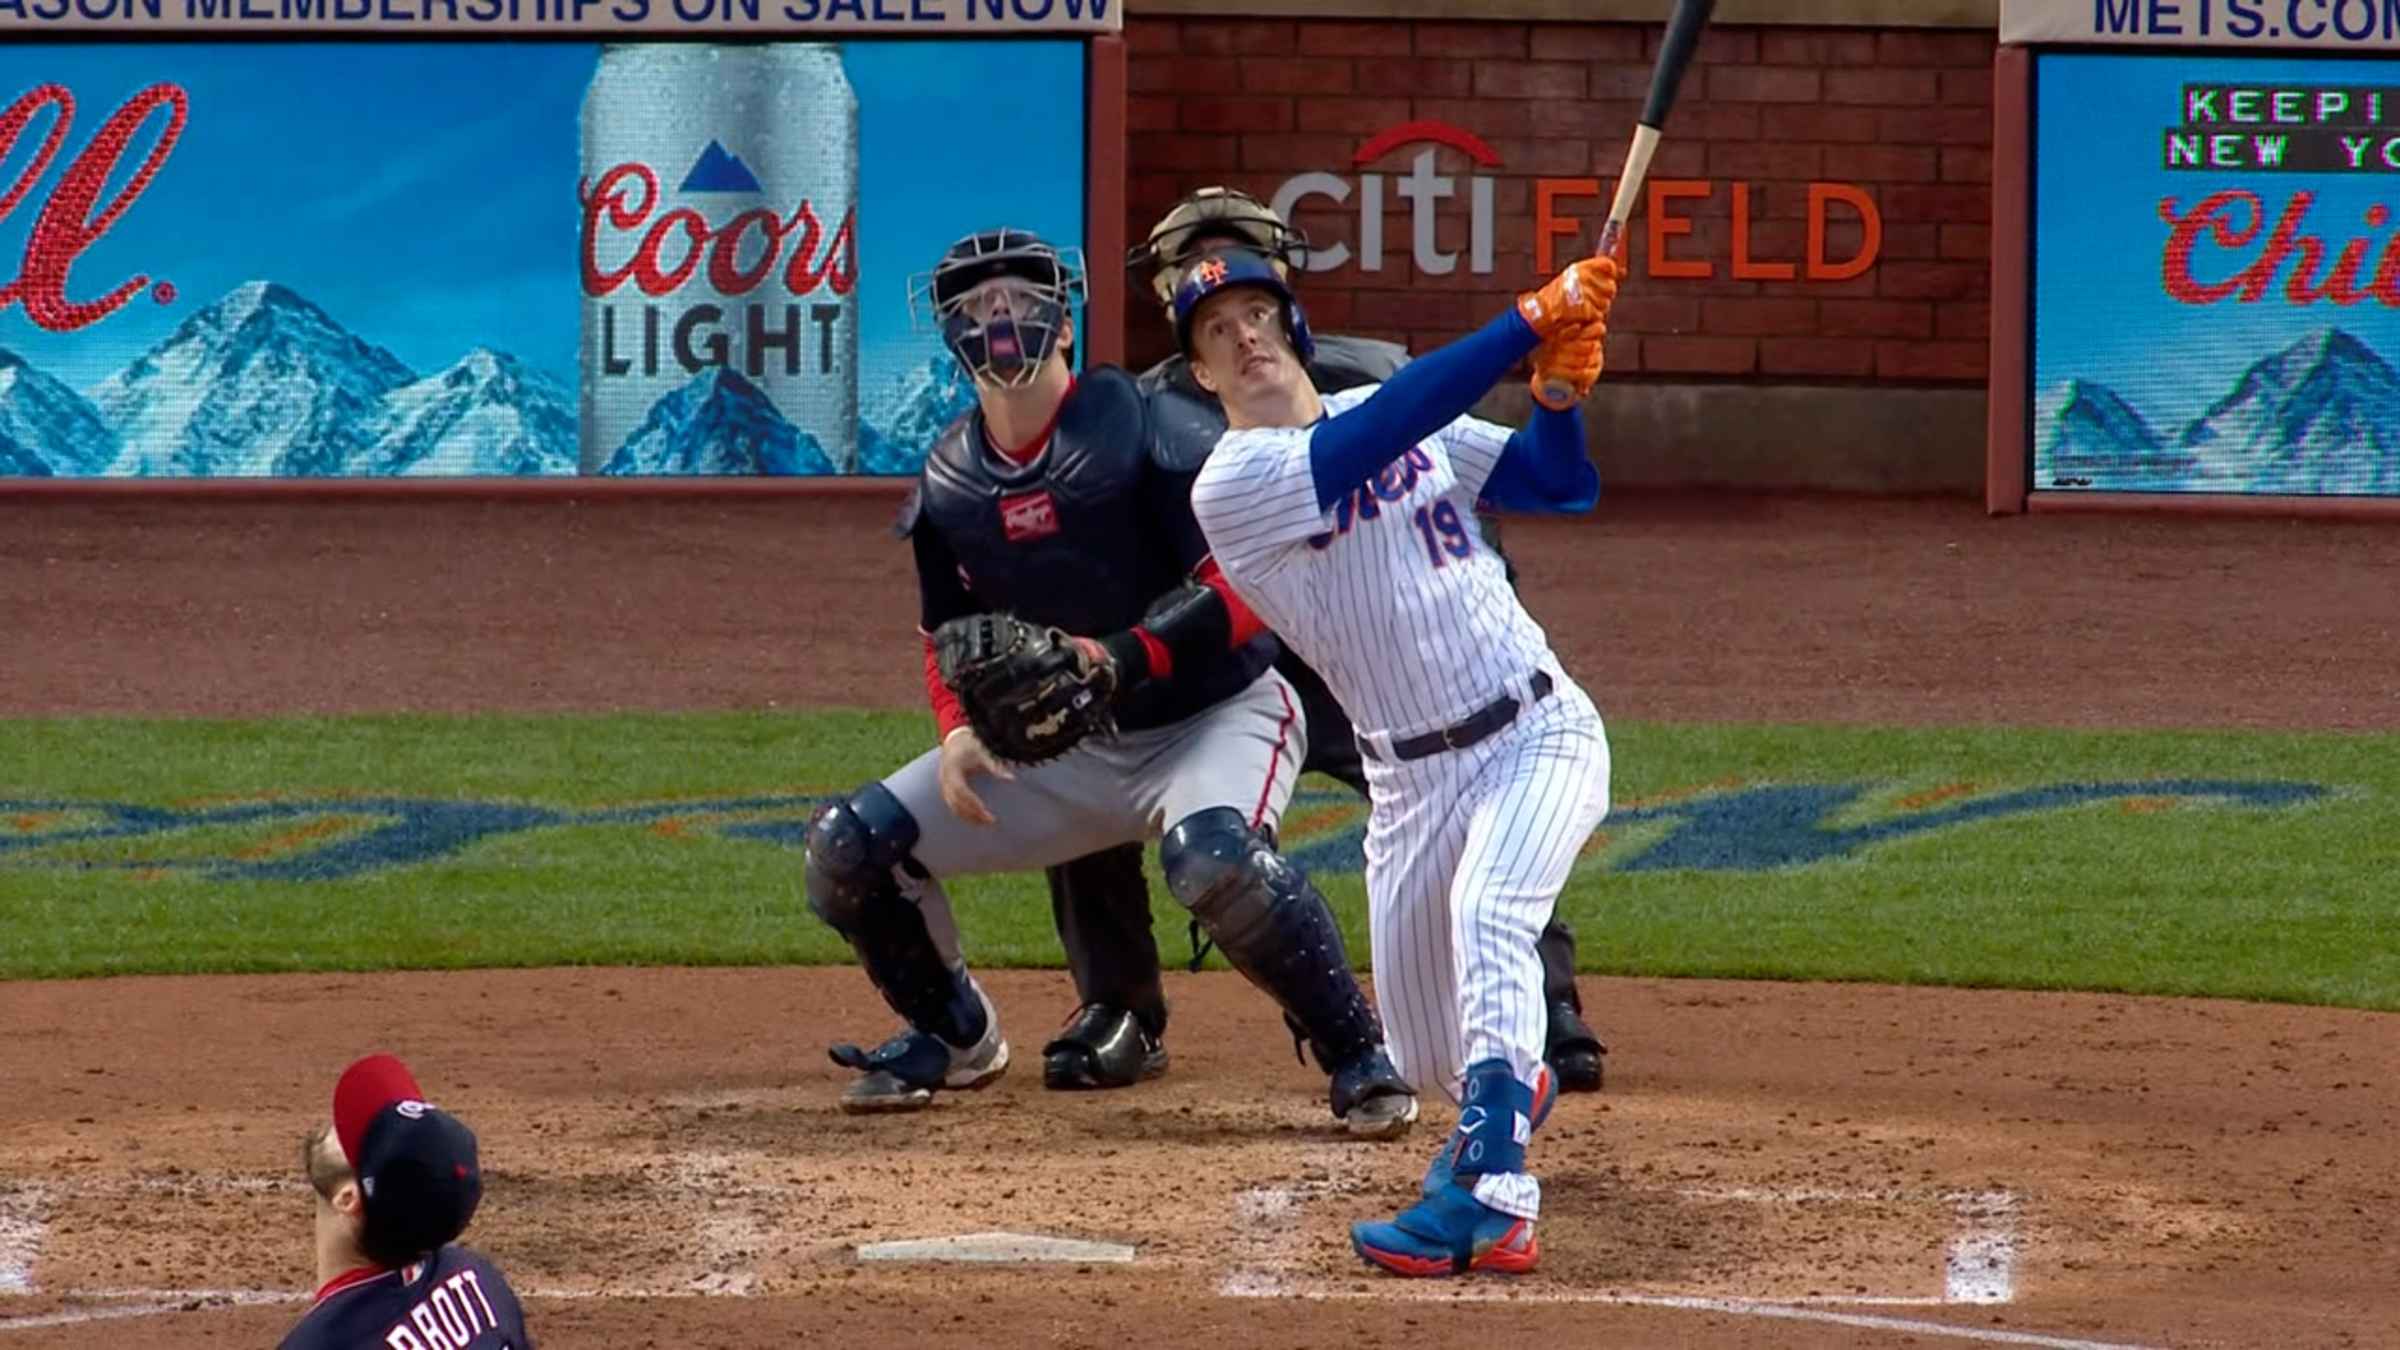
[1358, 668, 1611, 1220]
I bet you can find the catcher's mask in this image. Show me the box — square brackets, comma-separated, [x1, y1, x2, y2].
[1128, 185, 1312, 315]
[908, 228, 1087, 389]
[1172, 248, 1317, 365]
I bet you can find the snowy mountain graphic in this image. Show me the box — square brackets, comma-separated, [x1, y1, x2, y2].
[0, 427, 46, 476]
[363, 348, 576, 477]
[602, 367, 835, 476]
[680, 139, 763, 194]
[0, 280, 973, 479]
[858, 353, 976, 476]
[0, 347, 117, 476]
[91, 281, 416, 477]
[2035, 379, 2193, 484]
[0, 281, 583, 478]
[2041, 328, 2400, 494]
[2177, 329, 2400, 492]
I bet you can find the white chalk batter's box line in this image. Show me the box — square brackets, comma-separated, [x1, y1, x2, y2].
[1218, 1180, 2158, 1350]
[1223, 1179, 2019, 1301]
[3, 1174, 2151, 1350]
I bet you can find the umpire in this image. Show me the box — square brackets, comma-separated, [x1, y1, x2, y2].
[1034, 187, 1609, 1096]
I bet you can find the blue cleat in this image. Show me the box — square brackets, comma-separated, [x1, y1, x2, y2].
[1351, 1182, 1538, 1278]
[1360, 1058, 1544, 1277]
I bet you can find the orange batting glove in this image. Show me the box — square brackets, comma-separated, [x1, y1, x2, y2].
[1529, 319, 1608, 411]
[1515, 253, 1622, 341]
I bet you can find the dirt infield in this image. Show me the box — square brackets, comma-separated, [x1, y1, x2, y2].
[5, 490, 2400, 1349]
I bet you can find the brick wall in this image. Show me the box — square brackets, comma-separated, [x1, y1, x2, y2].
[1122, 18, 1995, 383]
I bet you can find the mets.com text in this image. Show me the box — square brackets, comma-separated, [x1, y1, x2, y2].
[2097, 0, 2400, 43]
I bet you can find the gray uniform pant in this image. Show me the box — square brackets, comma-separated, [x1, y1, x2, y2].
[890, 668, 1307, 965]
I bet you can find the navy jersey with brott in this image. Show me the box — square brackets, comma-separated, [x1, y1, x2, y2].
[278, 1246, 531, 1350]
[906, 365, 1276, 732]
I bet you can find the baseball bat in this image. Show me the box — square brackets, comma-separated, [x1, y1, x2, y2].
[1534, 0, 1718, 409]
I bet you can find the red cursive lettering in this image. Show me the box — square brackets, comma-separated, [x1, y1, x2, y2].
[777, 202, 824, 297]
[632, 207, 708, 297]
[706, 207, 786, 295]
[0, 82, 187, 333]
[579, 161, 657, 297]
[782, 202, 856, 298]
[0, 86, 72, 224]
[2370, 205, 2400, 306]
[578, 160, 857, 301]
[2160, 188, 2400, 308]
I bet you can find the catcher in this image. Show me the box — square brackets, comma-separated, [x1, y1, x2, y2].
[803, 226, 1418, 1138]
[1024, 187, 1608, 1092]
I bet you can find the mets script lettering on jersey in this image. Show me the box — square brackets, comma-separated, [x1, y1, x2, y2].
[1189, 385, 1556, 744]
[1305, 447, 1477, 570]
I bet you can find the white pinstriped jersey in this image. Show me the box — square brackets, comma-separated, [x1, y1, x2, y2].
[1190, 385, 1563, 743]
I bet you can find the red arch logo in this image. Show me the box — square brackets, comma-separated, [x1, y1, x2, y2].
[1351, 120, 1501, 168]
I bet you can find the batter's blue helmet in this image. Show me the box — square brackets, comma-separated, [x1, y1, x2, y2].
[1172, 248, 1315, 364]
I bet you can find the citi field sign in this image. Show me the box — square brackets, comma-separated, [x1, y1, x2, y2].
[1268, 119, 1886, 282]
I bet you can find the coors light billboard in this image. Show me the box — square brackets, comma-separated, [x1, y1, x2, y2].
[0, 39, 1088, 478]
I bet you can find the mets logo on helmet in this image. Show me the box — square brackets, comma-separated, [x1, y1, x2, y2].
[1192, 256, 1229, 287]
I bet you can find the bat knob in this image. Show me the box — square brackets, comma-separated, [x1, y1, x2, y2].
[1532, 377, 1582, 412]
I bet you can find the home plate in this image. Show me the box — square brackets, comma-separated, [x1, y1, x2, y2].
[855, 1232, 1136, 1265]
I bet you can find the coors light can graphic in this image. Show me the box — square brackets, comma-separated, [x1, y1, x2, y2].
[579, 43, 860, 474]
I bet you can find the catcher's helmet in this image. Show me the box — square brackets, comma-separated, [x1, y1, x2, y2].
[1129, 186, 1311, 315]
[908, 228, 1087, 389]
[1172, 248, 1316, 364]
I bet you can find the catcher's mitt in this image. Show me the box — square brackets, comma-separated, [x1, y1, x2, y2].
[933, 613, 1119, 764]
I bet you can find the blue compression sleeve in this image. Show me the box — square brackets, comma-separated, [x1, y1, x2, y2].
[1308, 306, 1539, 513]
[1478, 405, 1598, 514]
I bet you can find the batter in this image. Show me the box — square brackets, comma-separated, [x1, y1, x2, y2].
[1184, 248, 1620, 1276]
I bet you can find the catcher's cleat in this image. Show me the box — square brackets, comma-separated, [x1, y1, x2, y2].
[1545, 1002, 1606, 1094]
[1352, 1183, 1539, 1278]
[1329, 1045, 1419, 1140]
[830, 982, 1011, 1114]
[1042, 1003, 1169, 1090]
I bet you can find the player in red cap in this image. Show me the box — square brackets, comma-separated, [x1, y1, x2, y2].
[279, 1053, 534, 1350]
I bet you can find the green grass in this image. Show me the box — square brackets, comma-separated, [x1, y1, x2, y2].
[1, 710, 2393, 1010]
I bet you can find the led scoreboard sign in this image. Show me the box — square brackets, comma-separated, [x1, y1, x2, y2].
[1996, 0, 2400, 508]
